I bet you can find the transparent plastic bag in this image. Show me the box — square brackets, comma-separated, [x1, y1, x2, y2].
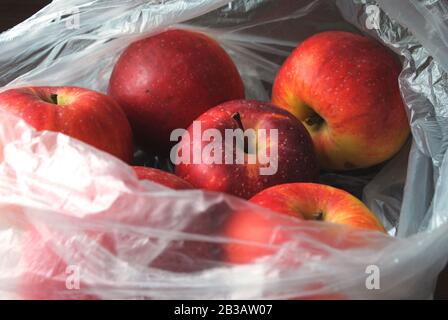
[0, 0, 448, 299]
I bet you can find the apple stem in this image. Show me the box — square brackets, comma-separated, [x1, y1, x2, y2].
[232, 112, 245, 131]
[305, 113, 324, 128]
[313, 212, 324, 221]
[232, 112, 249, 154]
[50, 94, 58, 105]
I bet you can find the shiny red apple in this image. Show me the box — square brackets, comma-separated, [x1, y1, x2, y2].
[108, 28, 245, 155]
[250, 183, 386, 231]
[175, 100, 319, 199]
[272, 31, 410, 170]
[224, 183, 386, 265]
[0, 86, 133, 163]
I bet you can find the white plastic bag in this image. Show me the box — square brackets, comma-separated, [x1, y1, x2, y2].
[1, 0, 448, 299]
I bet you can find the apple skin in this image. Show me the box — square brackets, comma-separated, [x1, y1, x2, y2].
[223, 207, 297, 265]
[250, 183, 386, 232]
[108, 28, 245, 155]
[133, 166, 193, 190]
[223, 208, 349, 299]
[224, 183, 386, 265]
[272, 31, 410, 171]
[0, 87, 133, 163]
[175, 100, 320, 199]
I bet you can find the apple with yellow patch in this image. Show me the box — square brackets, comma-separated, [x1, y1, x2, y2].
[224, 183, 386, 264]
[250, 183, 385, 231]
[272, 31, 410, 170]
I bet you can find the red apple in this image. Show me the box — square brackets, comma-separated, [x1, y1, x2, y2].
[108, 28, 245, 155]
[272, 31, 410, 170]
[250, 183, 386, 232]
[223, 207, 351, 299]
[224, 183, 386, 265]
[223, 207, 296, 265]
[0, 86, 133, 163]
[175, 100, 319, 199]
[223, 182, 388, 300]
[133, 166, 193, 190]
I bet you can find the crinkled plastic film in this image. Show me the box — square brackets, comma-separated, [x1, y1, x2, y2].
[0, 0, 448, 299]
